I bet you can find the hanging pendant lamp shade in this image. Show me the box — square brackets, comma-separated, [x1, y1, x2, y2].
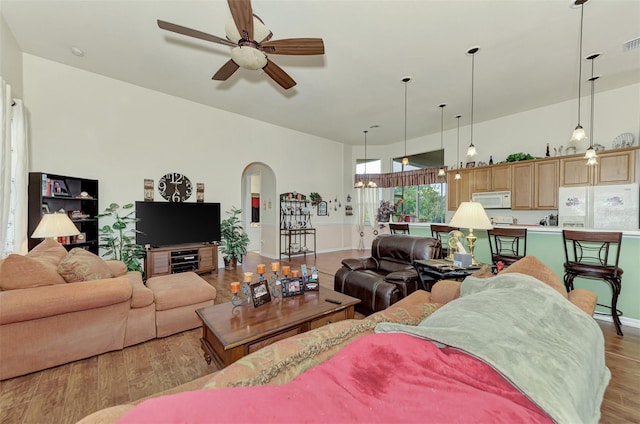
[401, 77, 411, 167]
[438, 103, 447, 177]
[584, 53, 600, 166]
[455, 114, 462, 180]
[466, 47, 480, 157]
[571, 0, 590, 144]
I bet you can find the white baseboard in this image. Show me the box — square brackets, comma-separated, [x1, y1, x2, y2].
[594, 313, 640, 329]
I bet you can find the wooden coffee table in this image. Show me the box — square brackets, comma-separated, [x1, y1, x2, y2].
[196, 288, 360, 368]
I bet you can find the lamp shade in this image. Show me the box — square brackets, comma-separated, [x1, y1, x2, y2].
[31, 213, 80, 238]
[449, 202, 493, 230]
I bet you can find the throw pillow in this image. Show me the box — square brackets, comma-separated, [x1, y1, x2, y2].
[0, 254, 67, 290]
[501, 255, 567, 298]
[57, 248, 113, 283]
[27, 238, 68, 266]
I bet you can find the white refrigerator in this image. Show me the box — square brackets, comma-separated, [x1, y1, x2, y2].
[558, 184, 639, 230]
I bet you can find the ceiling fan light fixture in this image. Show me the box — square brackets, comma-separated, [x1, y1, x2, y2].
[230, 46, 268, 70]
[224, 17, 270, 43]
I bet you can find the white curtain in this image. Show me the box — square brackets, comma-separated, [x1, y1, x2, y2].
[1, 78, 29, 257]
[356, 187, 381, 250]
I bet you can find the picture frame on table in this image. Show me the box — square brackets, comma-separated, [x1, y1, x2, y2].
[51, 179, 71, 197]
[281, 277, 304, 297]
[249, 281, 272, 307]
[41, 203, 50, 214]
[465, 161, 476, 168]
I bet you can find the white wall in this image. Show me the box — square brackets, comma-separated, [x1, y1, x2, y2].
[22, 54, 349, 255]
[0, 14, 23, 97]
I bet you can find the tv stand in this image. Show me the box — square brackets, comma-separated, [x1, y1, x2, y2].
[145, 243, 218, 279]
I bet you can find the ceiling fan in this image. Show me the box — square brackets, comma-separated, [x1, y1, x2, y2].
[157, 0, 325, 90]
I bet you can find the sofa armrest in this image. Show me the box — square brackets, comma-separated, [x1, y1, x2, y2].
[568, 288, 597, 316]
[429, 279, 461, 304]
[0, 276, 132, 325]
[125, 271, 154, 308]
[341, 257, 377, 271]
[105, 260, 127, 277]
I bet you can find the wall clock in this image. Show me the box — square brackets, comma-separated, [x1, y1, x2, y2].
[158, 172, 193, 202]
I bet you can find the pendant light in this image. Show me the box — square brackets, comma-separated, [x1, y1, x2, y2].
[455, 114, 462, 180]
[355, 130, 377, 188]
[401, 77, 411, 167]
[570, 0, 589, 144]
[466, 47, 480, 157]
[438, 103, 447, 177]
[585, 53, 600, 166]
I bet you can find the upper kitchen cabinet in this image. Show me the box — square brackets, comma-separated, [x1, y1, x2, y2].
[560, 147, 638, 186]
[534, 159, 559, 209]
[471, 164, 510, 193]
[447, 169, 473, 210]
[511, 162, 534, 210]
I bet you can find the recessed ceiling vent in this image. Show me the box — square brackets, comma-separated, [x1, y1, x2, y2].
[623, 37, 640, 52]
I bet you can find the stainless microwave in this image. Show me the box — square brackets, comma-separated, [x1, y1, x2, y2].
[471, 191, 512, 209]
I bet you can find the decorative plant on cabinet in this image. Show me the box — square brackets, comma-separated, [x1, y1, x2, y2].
[220, 206, 250, 270]
[97, 203, 146, 273]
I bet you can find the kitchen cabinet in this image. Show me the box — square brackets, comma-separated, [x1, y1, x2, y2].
[534, 159, 559, 209]
[511, 162, 534, 210]
[470, 165, 510, 193]
[447, 169, 473, 210]
[560, 147, 637, 186]
[472, 167, 491, 192]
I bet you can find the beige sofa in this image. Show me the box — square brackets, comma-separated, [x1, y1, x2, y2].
[0, 239, 158, 380]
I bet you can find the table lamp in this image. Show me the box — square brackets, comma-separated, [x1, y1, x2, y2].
[448, 201, 493, 265]
[31, 212, 80, 241]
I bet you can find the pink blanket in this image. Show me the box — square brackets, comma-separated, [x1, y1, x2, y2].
[118, 333, 551, 423]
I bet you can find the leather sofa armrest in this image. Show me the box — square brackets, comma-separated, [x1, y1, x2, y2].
[568, 288, 597, 316]
[384, 270, 417, 284]
[341, 257, 377, 271]
[429, 279, 461, 304]
[0, 277, 132, 325]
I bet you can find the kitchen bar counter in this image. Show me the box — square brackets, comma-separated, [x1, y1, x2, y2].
[409, 222, 640, 237]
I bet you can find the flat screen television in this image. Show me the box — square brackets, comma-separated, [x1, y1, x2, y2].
[135, 201, 221, 248]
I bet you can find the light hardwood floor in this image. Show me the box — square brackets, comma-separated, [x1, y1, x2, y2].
[1, 250, 638, 423]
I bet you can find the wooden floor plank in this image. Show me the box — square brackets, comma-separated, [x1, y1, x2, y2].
[0, 250, 637, 423]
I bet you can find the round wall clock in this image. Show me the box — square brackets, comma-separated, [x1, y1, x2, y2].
[158, 172, 193, 202]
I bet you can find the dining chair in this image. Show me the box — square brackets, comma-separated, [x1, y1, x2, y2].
[430, 224, 459, 259]
[562, 229, 624, 336]
[487, 227, 528, 266]
[389, 223, 410, 234]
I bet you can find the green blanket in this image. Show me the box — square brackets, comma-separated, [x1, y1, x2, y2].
[375, 273, 610, 424]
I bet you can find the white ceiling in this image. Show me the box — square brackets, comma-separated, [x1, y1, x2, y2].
[2, 0, 639, 146]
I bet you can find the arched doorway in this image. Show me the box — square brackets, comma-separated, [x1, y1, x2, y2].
[241, 163, 277, 258]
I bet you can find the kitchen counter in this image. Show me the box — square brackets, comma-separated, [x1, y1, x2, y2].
[410, 222, 640, 237]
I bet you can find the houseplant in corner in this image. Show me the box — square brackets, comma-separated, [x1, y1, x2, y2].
[97, 203, 146, 273]
[220, 206, 250, 270]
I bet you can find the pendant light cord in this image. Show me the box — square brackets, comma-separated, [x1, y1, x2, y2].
[404, 80, 408, 157]
[456, 115, 461, 167]
[589, 59, 596, 148]
[470, 53, 475, 145]
[364, 130, 368, 176]
[577, 3, 584, 125]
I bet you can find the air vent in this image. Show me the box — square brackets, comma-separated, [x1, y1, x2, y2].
[623, 37, 640, 52]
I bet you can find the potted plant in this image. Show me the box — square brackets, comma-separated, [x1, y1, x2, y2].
[97, 203, 146, 273]
[309, 192, 322, 206]
[220, 206, 250, 270]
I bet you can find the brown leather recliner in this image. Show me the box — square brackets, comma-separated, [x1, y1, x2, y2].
[334, 234, 441, 314]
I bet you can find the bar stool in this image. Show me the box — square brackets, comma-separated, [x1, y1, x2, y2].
[487, 228, 527, 266]
[430, 224, 459, 259]
[562, 230, 624, 336]
[389, 223, 410, 234]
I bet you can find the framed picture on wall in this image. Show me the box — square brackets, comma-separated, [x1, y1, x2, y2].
[317, 200, 328, 216]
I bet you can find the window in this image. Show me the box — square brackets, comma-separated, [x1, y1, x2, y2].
[356, 159, 381, 175]
[391, 150, 446, 223]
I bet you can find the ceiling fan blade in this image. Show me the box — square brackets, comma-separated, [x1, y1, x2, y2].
[263, 60, 296, 90]
[227, 0, 253, 41]
[212, 60, 240, 81]
[261, 38, 325, 55]
[157, 20, 236, 47]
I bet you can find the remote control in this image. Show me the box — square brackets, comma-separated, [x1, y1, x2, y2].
[325, 298, 342, 304]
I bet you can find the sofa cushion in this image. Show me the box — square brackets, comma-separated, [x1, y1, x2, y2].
[500, 255, 567, 298]
[57, 248, 113, 283]
[0, 254, 67, 290]
[27, 238, 68, 266]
